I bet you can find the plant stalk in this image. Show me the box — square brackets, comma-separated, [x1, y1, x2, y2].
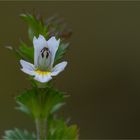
[35, 118, 47, 140]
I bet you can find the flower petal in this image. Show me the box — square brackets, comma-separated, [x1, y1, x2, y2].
[20, 60, 35, 76]
[34, 73, 52, 83]
[51, 61, 67, 76]
[21, 68, 35, 76]
[20, 60, 35, 71]
[47, 36, 60, 67]
[33, 35, 47, 66]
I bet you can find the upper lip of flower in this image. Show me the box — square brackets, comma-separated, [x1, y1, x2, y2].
[20, 34, 68, 83]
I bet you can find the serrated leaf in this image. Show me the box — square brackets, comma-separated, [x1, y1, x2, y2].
[3, 128, 36, 140]
[16, 88, 40, 118]
[21, 14, 48, 41]
[54, 43, 69, 63]
[16, 86, 65, 119]
[47, 117, 79, 140]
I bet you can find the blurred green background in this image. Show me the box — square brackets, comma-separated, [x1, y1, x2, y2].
[1, 1, 140, 139]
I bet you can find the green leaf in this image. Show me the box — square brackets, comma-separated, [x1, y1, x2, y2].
[20, 14, 48, 41]
[16, 86, 66, 119]
[47, 117, 79, 140]
[50, 102, 65, 114]
[16, 88, 38, 118]
[54, 43, 69, 63]
[16, 101, 31, 116]
[19, 41, 34, 63]
[3, 128, 36, 140]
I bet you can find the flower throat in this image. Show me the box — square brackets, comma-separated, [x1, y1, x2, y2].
[41, 47, 50, 58]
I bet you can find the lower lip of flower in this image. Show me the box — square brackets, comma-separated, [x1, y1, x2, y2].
[35, 70, 51, 75]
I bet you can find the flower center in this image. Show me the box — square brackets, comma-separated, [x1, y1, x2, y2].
[35, 70, 51, 75]
[37, 47, 51, 71]
[40, 47, 50, 58]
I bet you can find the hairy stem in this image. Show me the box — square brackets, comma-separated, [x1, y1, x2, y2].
[35, 118, 47, 140]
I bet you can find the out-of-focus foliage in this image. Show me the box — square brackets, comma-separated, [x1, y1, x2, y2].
[3, 128, 36, 140]
[45, 14, 72, 40]
[3, 118, 79, 140]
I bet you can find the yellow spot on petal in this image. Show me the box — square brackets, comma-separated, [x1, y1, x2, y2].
[35, 70, 51, 75]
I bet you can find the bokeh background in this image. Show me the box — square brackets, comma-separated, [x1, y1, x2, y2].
[0, 1, 140, 139]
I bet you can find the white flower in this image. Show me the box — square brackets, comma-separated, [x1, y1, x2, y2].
[20, 35, 67, 83]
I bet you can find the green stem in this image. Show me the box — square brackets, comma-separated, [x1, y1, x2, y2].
[35, 118, 47, 140]
[35, 85, 48, 140]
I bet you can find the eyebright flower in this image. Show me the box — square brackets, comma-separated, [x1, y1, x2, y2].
[20, 35, 67, 83]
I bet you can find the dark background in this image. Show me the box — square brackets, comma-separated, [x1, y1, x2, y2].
[0, 1, 140, 139]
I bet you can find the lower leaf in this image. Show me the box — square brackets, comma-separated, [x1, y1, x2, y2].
[3, 128, 36, 140]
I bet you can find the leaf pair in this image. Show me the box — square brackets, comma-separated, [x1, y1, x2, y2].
[16, 86, 65, 119]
